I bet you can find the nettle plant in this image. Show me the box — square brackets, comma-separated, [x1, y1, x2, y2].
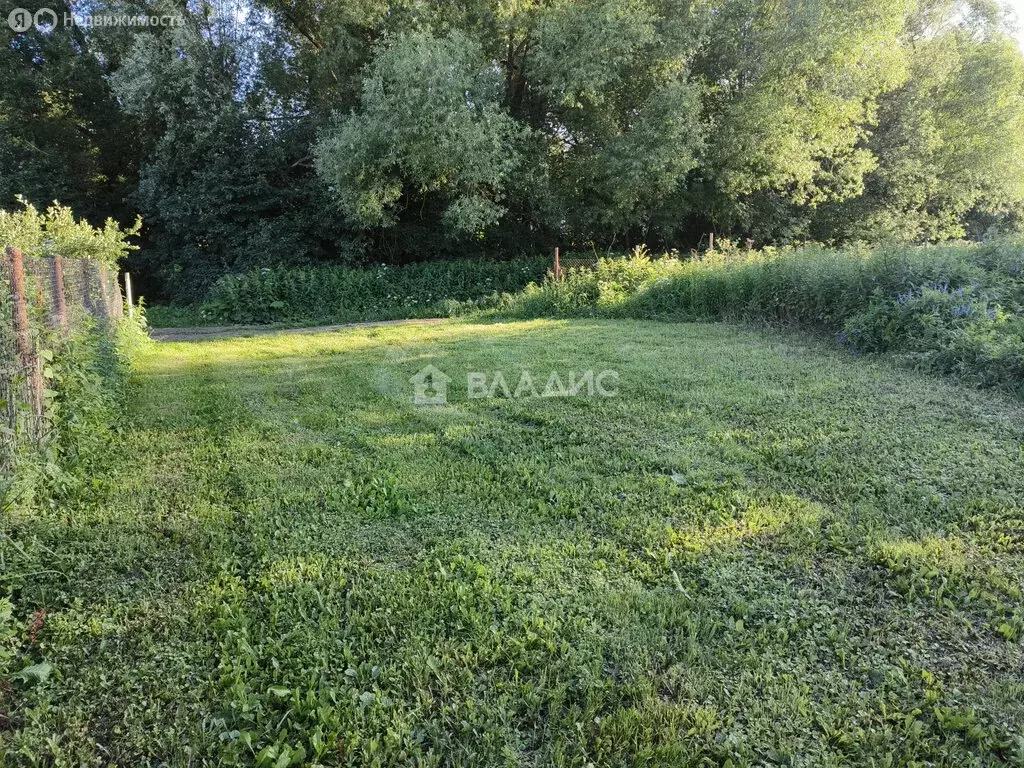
[204, 258, 552, 324]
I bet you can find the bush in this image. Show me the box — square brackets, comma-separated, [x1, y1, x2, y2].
[841, 286, 1024, 392]
[0, 197, 141, 265]
[200, 257, 552, 325]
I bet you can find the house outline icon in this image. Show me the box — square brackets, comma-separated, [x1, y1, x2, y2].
[409, 364, 452, 405]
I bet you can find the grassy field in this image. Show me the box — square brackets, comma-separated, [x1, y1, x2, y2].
[3, 318, 1024, 766]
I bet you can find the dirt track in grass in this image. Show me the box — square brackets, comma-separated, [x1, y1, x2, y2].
[148, 316, 447, 341]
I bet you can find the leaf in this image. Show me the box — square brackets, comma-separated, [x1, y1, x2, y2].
[268, 686, 291, 698]
[15, 661, 53, 684]
[254, 745, 278, 767]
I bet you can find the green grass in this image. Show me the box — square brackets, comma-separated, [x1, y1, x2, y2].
[3, 318, 1024, 766]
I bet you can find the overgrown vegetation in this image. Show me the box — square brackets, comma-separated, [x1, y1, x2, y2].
[0, 199, 141, 265]
[191, 258, 551, 326]
[479, 239, 1024, 394]
[1, 319, 1022, 764]
[0, 202, 147, 507]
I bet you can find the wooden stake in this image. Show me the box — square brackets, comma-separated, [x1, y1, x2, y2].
[97, 265, 110, 320]
[5, 247, 44, 433]
[109, 267, 124, 318]
[554, 247, 561, 280]
[81, 258, 93, 314]
[708, 232, 714, 252]
[50, 255, 68, 333]
[124, 272, 134, 319]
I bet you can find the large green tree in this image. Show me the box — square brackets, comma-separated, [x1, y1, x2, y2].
[315, 31, 525, 240]
[313, 0, 707, 251]
[686, 0, 915, 240]
[107, 2, 357, 299]
[813, 9, 1024, 242]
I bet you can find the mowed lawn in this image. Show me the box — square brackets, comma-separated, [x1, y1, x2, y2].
[5, 319, 1024, 766]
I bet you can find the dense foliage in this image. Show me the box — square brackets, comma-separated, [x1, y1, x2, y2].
[2, 320, 1023, 764]
[3, 0, 1024, 299]
[0, 203, 146, 507]
[200, 257, 551, 325]
[0, 199, 141, 266]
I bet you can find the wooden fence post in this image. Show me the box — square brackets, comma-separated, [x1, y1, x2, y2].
[81, 258, 93, 315]
[109, 267, 123, 319]
[1, 249, 14, 448]
[50, 255, 68, 333]
[124, 272, 134, 319]
[114, 271, 124, 318]
[97, 265, 111, 320]
[554, 247, 562, 280]
[708, 232, 714, 252]
[5, 246, 44, 435]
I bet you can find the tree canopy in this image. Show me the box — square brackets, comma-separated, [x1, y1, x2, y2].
[2, 0, 1023, 297]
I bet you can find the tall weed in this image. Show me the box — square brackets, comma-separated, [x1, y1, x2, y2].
[205, 258, 551, 324]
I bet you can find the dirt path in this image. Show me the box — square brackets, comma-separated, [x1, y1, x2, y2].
[149, 317, 448, 342]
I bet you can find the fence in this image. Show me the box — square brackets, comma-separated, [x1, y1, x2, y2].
[1, 246, 125, 471]
[553, 248, 600, 279]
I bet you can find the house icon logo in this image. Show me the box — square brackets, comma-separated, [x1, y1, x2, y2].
[409, 364, 452, 405]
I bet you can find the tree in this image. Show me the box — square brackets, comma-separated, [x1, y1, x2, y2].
[109, 2, 356, 299]
[524, 0, 705, 243]
[314, 0, 706, 252]
[0, 0, 137, 224]
[689, 0, 914, 240]
[813, 20, 1024, 242]
[315, 30, 525, 244]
